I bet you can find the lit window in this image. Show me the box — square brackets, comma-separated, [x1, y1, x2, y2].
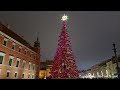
[22, 73, 24, 78]
[14, 72, 18, 78]
[3, 38, 8, 46]
[22, 60, 26, 68]
[8, 56, 14, 66]
[0, 52, 5, 64]
[16, 58, 20, 67]
[6, 70, 10, 78]
[28, 62, 31, 70]
[28, 73, 30, 78]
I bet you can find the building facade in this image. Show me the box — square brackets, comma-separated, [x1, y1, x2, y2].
[39, 60, 53, 79]
[39, 62, 46, 79]
[0, 23, 40, 79]
[80, 57, 119, 79]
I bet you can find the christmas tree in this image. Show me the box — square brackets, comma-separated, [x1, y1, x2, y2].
[50, 14, 79, 79]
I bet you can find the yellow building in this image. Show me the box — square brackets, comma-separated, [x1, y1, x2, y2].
[84, 58, 118, 79]
[46, 60, 53, 78]
[39, 70, 46, 79]
[39, 62, 46, 79]
[106, 59, 117, 78]
[39, 60, 53, 79]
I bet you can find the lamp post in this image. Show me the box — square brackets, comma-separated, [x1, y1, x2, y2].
[112, 43, 119, 78]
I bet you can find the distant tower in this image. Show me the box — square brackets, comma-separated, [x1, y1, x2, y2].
[34, 32, 40, 47]
[34, 32, 41, 79]
[112, 43, 117, 57]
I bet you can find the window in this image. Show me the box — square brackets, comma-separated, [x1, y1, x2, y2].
[32, 74, 34, 78]
[0, 69, 1, 74]
[22, 73, 24, 78]
[0, 55, 4, 64]
[14, 72, 18, 78]
[28, 73, 30, 78]
[16, 60, 19, 67]
[25, 49, 27, 55]
[8, 56, 14, 66]
[3, 40, 7, 46]
[0, 52, 5, 64]
[8, 58, 12, 66]
[16, 58, 20, 67]
[31, 63, 33, 70]
[33, 64, 35, 70]
[6, 70, 10, 78]
[22, 60, 26, 68]
[3, 38, 8, 46]
[28, 62, 31, 70]
[18, 47, 21, 52]
[12, 43, 15, 50]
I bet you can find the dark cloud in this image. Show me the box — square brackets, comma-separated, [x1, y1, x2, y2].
[0, 11, 120, 70]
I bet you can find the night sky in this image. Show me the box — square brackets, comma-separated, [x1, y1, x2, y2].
[0, 11, 120, 70]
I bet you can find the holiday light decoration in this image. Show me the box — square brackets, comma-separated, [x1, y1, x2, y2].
[81, 69, 118, 79]
[61, 14, 68, 21]
[101, 71, 103, 76]
[97, 72, 99, 78]
[50, 14, 79, 79]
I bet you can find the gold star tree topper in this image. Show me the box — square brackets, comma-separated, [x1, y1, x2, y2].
[61, 14, 68, 21]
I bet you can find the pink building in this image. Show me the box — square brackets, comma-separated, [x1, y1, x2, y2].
[0, 23, 40, 79]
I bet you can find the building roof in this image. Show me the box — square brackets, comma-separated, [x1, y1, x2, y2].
[40, 62, 46, 70]
[40, 60, 53, 70]
[0, 23, 38, 53]
[46, 60, 53, 65]
[41, 62, 46, 65]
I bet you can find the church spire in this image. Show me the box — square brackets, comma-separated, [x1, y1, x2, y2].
[34, 32, 40, 48]
[37, 32, 39, 41]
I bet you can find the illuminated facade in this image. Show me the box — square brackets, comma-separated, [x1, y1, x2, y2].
[46, 60, 53, 78]
[80, 57, 120, 79]
[39, 60, 53, 79]
[105, 60, 117, 78]
[39, 62, 46, 79]
[0, 23, 40, 79]
[39, 70, 46, 79]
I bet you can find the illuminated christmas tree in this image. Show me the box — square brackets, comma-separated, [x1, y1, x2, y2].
[50, 14, 79, 79]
